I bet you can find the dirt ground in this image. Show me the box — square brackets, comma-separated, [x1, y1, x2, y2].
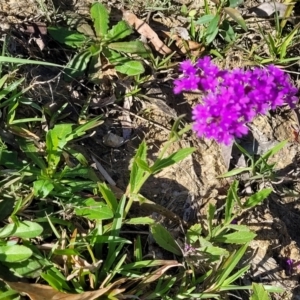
[1, 0, 300, 299]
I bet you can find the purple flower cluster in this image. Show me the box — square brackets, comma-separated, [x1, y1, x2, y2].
[174, 57, 298, 145]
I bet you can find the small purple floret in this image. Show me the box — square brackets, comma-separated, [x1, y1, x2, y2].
[174, 57, 298, 144]
[285, 258, 294, 275]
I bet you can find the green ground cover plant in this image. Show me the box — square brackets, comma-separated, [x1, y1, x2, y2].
[49, 2, 148, 79]
[0, 0, 299, 299]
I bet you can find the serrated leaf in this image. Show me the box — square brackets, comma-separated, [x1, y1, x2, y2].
[151, 147, 196, 174]
[90, 3, 109, 37]
[243, 188, 272, 208]
[108, 41, 148, 55]
[115, 60, 145, 76]
[150, 224, 182, 255]
[224, 7, 247, 31]
[64, 50, 92, 80]
[135, 157, 151, 172]
[214, 231, 256, 244]
[0, 245, 32, 262]
[48, 27, 88, 48]
[106, 20, 133, 41]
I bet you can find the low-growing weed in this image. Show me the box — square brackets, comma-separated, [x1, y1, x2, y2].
[220, 140, 288, 181]
[0, 110, 282, 299]
[180, 0, 246, 47]
[49, 3, 149, 80]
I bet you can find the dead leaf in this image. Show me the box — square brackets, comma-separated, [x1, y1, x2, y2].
[161, 31, 204, 56]
[20, 22, 47, 51]
[220, 142, 234, 171]
[248, 2, 288, 17]
[5, 281, 110, 300]
[122, 11, 172, 55]
[174, 27, 190, 40]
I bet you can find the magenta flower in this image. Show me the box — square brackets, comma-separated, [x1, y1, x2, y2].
[174, 57, 298, 144]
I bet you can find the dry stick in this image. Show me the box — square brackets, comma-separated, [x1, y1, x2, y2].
[113, 104, 172, 133]
[91, 154, 116, 186]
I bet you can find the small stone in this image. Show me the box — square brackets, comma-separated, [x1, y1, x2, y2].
[103, 132, 124, 148]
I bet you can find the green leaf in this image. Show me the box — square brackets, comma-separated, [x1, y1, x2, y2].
[134, 235, 142, 261]
[46, 123, 73, 172]
[129, 141, 148, 193]
[64, 50, 92, 80]
[18, 139, 47, 170]
[234, 141, 253, 161]
[195, 14, 215, 25]
[251, 283, 270, 300]
[207, 203, 216, 238]
[33, 179, 54, 198]
[106, 20, 133, 41]
[0, 78, 24, 101]
[0, 245, 32, 262]
[150, 224, 182, 255]
[224, 7, 247, 31]
[102, 48, 128, 64]
[115, 60, 145, 76]
[224, 180, 238, 224]
[135, 157, 151, 172]
[213, 231, 256, 244]
[0, 221, 43, 239]
[108, 41, 148, 55]
[229, 0, 244, 8]
[4, 258, 47, 278]
[202, 245, 229, 260]
[75, 198, 114, 220]
[223, 265, 250, 286]
[187, 224, 202, 244]
[90, 2, 109, 37]
[218, 167, 252, 178]
[255, 140, 288, 167]
[98, 182, 118, 213]
[102, 195, 126, 274]
[219, 20, 236, 43]
[93, 236, 131, 244]
[48, 26, 88, 48]
[151, 147, 196, 174]
[0, 56, 63, 68]
[41, 268, 71, 291]
[226, 224, 250, 231]
[125, 217, 155, 225]
[243, 188, 272, 209]
[66, 116, 103, 141]
[215, 243, 248, 288]
[205, 14, 220, 44]
[279, 24, 300, 60]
